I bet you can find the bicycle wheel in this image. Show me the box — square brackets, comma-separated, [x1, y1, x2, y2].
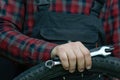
[13, 56, 120, 80]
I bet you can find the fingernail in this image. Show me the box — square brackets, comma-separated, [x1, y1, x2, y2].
[69, 70, 75, 73]
[87, 66, 91, 69]
[64, 67, 68, 70]
[79, 69, 84, 72]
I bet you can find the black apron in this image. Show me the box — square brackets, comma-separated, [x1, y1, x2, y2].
[32, 0, 105, 49]
[32, 0, 105, 80]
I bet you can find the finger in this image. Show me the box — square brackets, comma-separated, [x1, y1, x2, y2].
[69, 42, 85, 72]
[66, 49, 76, 73]
[73, 46, 85, 72]
[59, 52, 69, 70]
[51, 45, 69, 70]
[84, 50, 92, 69]
[77, 42, 92, 69]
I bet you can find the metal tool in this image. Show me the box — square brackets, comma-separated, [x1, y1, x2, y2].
[45, 60, 61, 69]
[45, 46, 114, 69]
[90, 46, 113, 57]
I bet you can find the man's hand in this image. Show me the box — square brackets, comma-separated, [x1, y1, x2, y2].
[51, 41, 92, 73]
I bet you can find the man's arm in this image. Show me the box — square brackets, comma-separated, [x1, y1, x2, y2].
[0, 0, 92, 72]
[0, 0, 57, 64]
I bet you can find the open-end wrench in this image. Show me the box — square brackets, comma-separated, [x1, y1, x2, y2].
[45, 46, 114, 69]
[90, 46, 113, 57]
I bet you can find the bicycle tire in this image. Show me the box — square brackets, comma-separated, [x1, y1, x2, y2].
[13, 56, 120, 80]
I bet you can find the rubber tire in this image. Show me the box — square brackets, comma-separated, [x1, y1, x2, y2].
[13, 56, 120, 80]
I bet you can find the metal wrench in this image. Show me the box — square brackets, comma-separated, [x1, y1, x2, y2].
[45, 46, 114, 69]
[90, 46, 113, 57]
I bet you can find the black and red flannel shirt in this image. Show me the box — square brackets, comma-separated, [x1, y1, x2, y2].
[0, 0, 120, 65]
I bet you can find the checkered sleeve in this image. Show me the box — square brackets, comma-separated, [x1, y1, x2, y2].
[0, 0, 57, 64]
[102, 0, 120, 58]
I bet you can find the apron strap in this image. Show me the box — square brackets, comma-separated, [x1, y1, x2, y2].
[35, 0, 105, 16]
[34, 0, 51, 5]
[91, 0, 105, 16]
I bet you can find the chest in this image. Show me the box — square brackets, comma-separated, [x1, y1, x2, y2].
[34, 0, 93, 14]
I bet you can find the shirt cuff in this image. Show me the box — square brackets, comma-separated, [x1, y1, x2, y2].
[42, 42, 57, 61]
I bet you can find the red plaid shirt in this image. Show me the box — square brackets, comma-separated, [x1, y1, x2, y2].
[0, 0, 120, 65]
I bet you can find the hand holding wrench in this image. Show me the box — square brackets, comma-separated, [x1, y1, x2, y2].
[45, 46, 114, 69]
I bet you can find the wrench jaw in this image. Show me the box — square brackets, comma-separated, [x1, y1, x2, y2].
[102, 52, 111, 56]
[90, 46, 113, 57]
[105, 46, 114, 52]
[100, 46, 112, 56]
[102, 46, 114, 56]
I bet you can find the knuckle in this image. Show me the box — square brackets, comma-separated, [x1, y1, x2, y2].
[76, 41, 82, 44]
[86, 49, 90, 54]
[76, 54, 83, 59]
[57, 46, 66, 53]
[84, 50, 90, 56]
[70, 56, 76, 61]
[61, 56, 67, 62]
[58, 45, 64, 50]
[68, 43, 74, 47]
